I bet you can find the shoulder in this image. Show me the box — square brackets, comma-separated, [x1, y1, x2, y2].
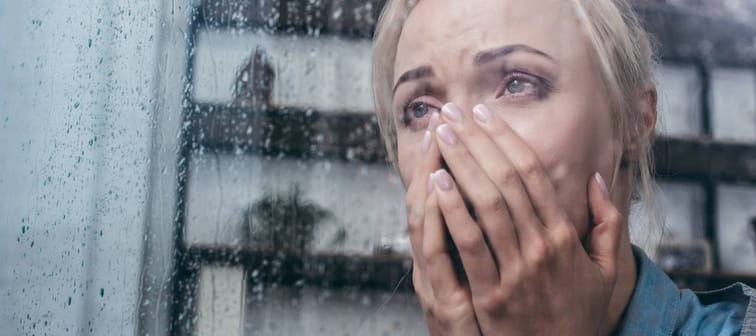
[678, 282, 755, 336]
[616, 246, 755, 336]
[734, 283, 756, 336]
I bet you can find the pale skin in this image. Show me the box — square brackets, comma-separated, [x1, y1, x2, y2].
[392, 0, 656, 334]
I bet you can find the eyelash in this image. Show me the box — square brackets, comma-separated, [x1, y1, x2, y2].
[399, 71, 553, 128]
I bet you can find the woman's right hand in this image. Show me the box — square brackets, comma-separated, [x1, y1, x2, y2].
[406, 113, 483, 335]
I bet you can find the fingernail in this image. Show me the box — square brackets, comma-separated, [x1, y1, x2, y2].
[427, 172, 434, 193]
[473, 104, 491, 124]
[595, 172, 609, 197]
[441, 103, 463, 122]
[433, 169, 453, 191]
[427, 112, 441, 132]
[436, 124, 457, 145]
[422, 130, 432, 153]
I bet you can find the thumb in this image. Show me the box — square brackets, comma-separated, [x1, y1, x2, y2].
[586, 172, 622, 281]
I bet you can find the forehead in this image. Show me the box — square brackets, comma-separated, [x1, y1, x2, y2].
[394, 0, 587, 81]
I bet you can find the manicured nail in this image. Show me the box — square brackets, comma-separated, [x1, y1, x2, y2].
[422, 130, 432, 153]
[436, 124, 457, 145]
[433, 169, 453, 191]
[473, 104, 491, 124]
[427, 172, 434, 193]
[427, 112, 441, 132]
[441, 103, 463, 122]
[595, 172, 609, 197]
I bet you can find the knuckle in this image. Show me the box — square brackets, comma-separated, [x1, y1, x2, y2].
[525, 236, 553, 266]
[474, 288, 509, 313]
[551, 224, 577, 249]
[422, 245, 445, 265]
[435, 295, 474, 327]
[455, 230, 485, 254]
[493, 165, 519, 186]
[406, 208, 423, 235]
[606, 208, 623, 224]
[405, 192, 415, 211]
[441, 195, 466, 214]
[474, 190, 505, 214]
[519, 156, 541, 179]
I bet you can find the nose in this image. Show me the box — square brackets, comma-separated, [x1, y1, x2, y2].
[443, 87, 482, 120]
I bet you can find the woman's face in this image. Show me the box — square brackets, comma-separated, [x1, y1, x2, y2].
[392, 0, 622, 237]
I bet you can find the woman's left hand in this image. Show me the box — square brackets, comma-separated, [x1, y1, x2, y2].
[422, 102, 624, 335]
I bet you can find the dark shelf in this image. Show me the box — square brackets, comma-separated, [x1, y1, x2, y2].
[668, 270, 756, 292]
[191, 0, 756, 66]
[186, 245, 414, 291]
[188, 103, 756, 184]
[188, 103, 387, 162]
[637, 3, 756, 67]
[193, 0, 387, 39]
[654, 137, 756, 184]
[187, 244, 756, 293]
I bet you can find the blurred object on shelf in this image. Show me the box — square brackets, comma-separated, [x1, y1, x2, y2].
[232, 46, 275, 108]
[657, 240, 713, 273]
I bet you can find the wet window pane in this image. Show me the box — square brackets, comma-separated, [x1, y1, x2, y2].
[710, 68, 756, 141]
[185, 153, 407, 255]
[4, 1, 756, 335]
[655, 64, 703, 136]
[242, 286, 425, 335]
[193, 32, 373, 112]
[658, 182, 707, 242]
[716, 185, 756, 274]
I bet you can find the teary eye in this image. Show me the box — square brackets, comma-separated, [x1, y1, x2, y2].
[409, 101, 431, 119]
[506, 78, 534, 95]
[400, 97, 441, 130]
[496, 72, 552, 102]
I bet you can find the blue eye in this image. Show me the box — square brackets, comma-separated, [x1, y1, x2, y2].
[409, 102, 431, 119]
[400, 99, 440, 129]
[497, 72, 551, 101]
[506, 78, 535, 95]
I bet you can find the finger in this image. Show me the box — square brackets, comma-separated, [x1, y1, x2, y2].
[586, 172, 622, 281]
[422, 189, 464, 298]
[433, 125, 519, 267]
[431, 169, 500, 296]
[440, 102, 544, 268]
[424, 191, 483, 336]
[472, 103, 569, 229]
[440, 102, 551, 259]
[406, 115, 444, 269]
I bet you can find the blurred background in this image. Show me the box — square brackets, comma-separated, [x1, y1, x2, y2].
[1, 0, 756, 335]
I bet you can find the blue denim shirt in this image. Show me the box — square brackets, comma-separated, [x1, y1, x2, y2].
[615, 246, 756, 336]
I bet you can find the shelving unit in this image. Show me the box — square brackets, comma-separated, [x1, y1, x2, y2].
[168, 1, 756, 334]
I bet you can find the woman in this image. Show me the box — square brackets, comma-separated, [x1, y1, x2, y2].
[371, 0, 755, 334]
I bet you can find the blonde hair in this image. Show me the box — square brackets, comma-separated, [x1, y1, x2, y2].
[371, 0, 661, 226]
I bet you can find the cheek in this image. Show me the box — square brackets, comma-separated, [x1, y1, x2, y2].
[506, 101, 617, 237]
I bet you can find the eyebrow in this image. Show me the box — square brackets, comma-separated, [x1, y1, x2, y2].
[393, 66, 434, 94]
[474, 44, 554, 65]
[391, 44, 554, 94]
